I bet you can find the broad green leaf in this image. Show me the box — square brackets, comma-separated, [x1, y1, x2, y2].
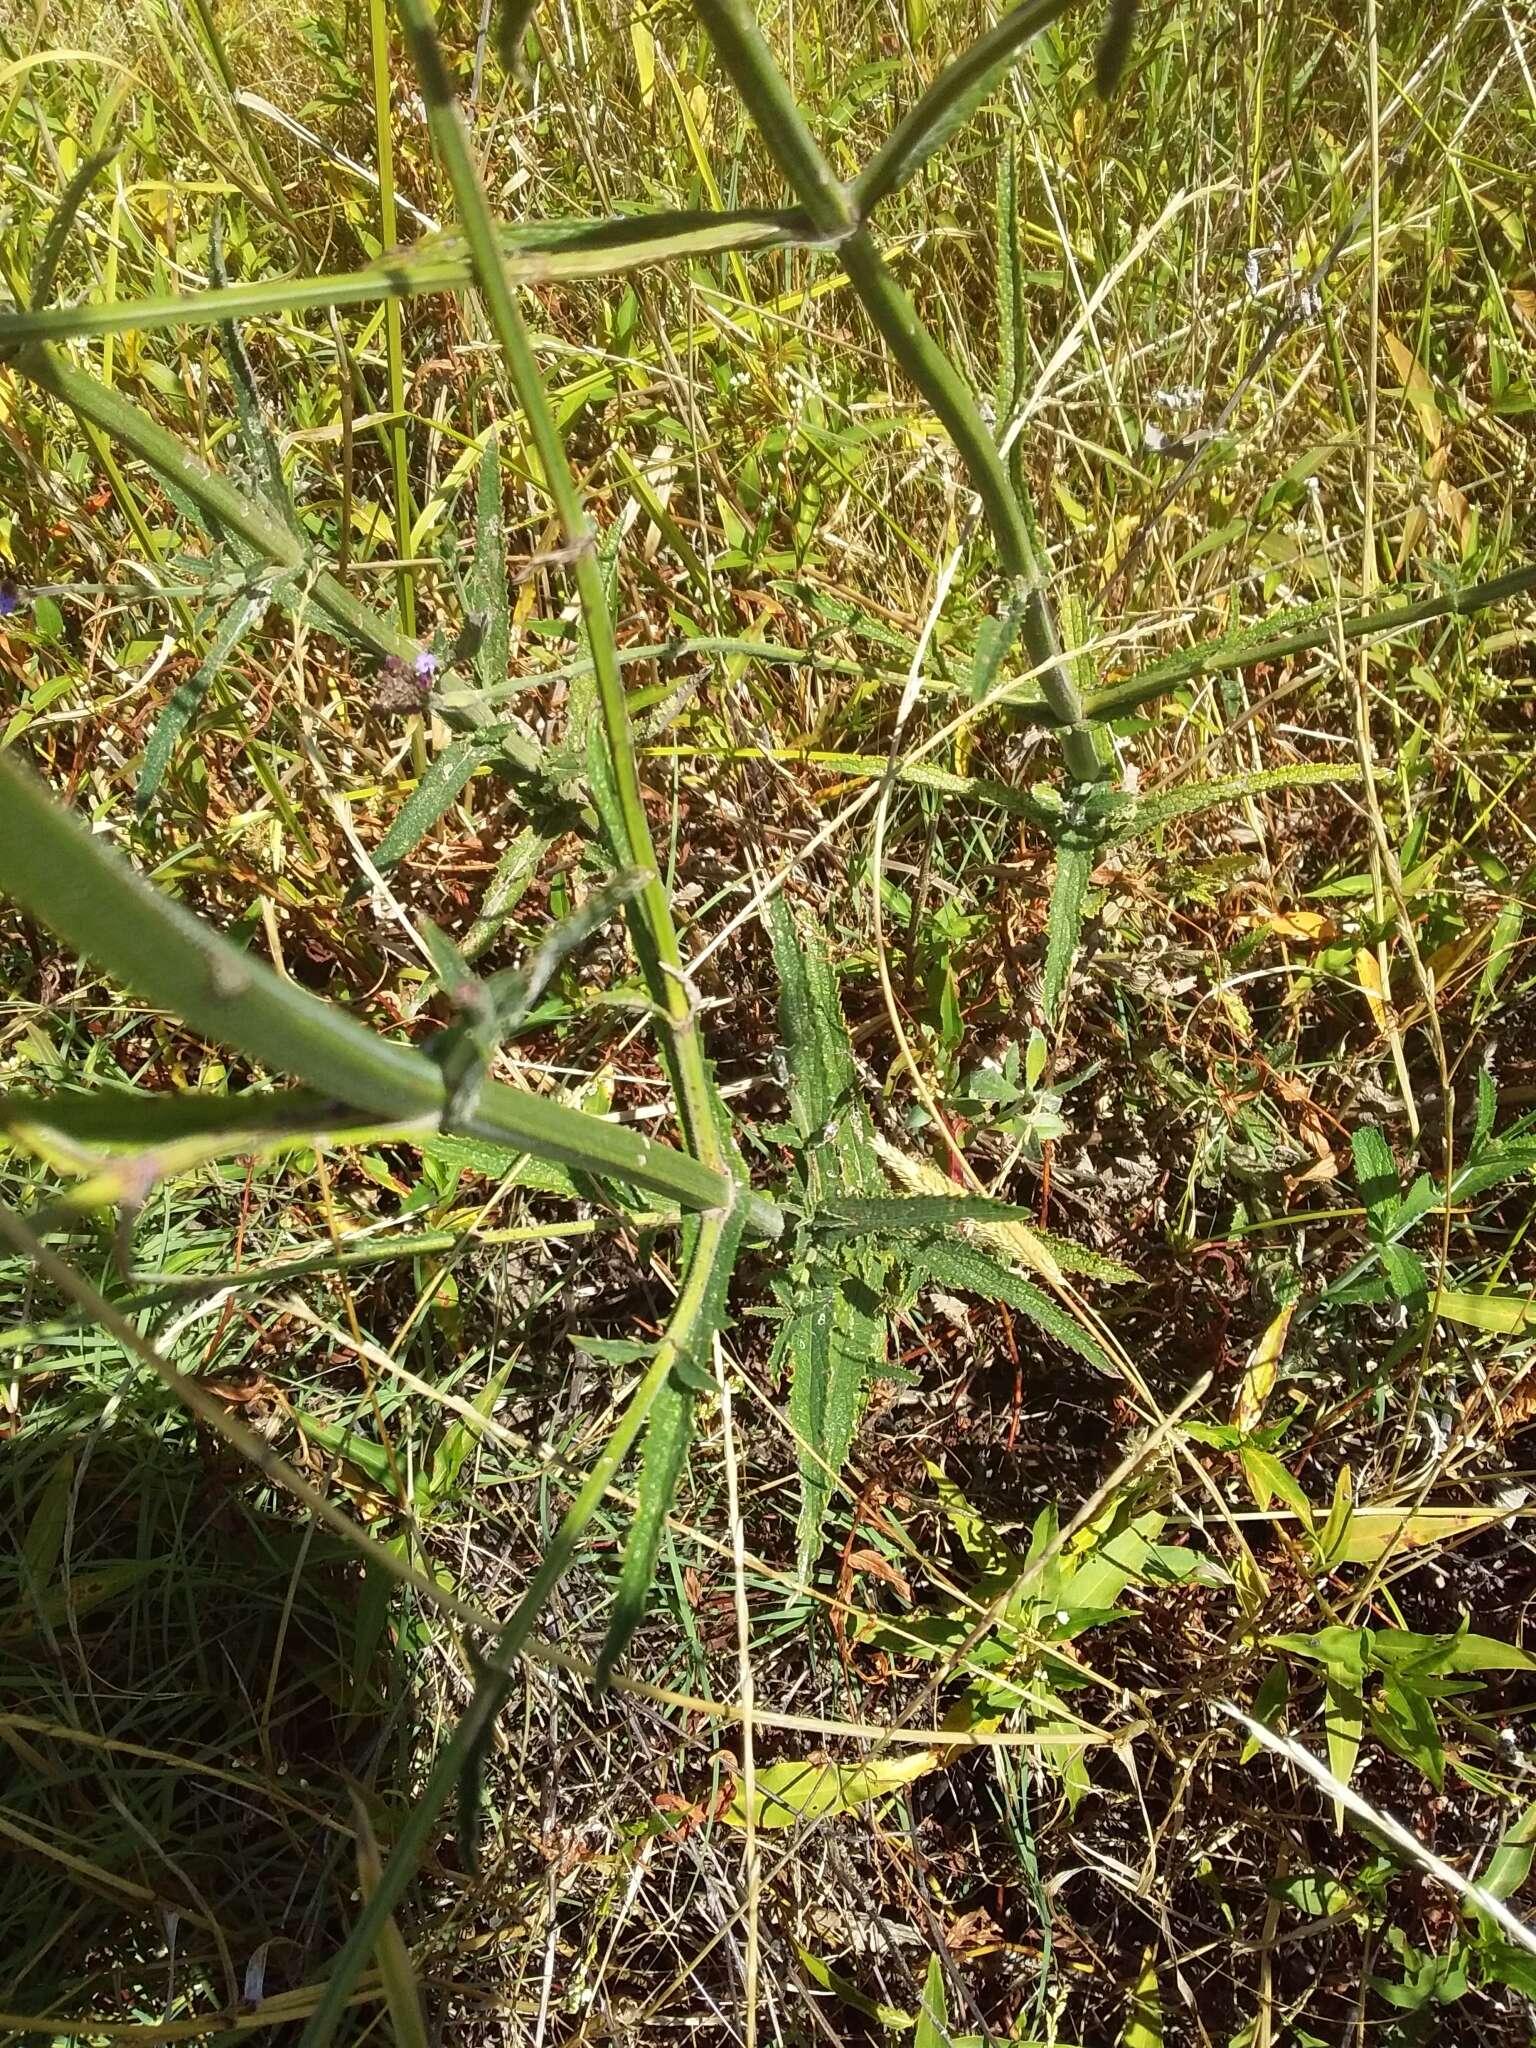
[1482, 899, 1523, 998]
[1481, 1800, 1536, 1903]
[723, 1747, 941, 1828]
[995, 146, 1026, 429]
[795, 1946, 914, 2028]
[767, 896, 882, 1192]
[1240, 1662, 1289, 1763]
[1335, 1504, 1515, 1566]
[1121, 1949, 1162, 2048]
[869, 1132, 1097, 1284]
[1322, 1667, 1366, 1821]
[1240, 1446, 1313, 1525]
[1370, 1674, 1445, 1791]
[1434, 1289, 1536, 1334]
[1315, 1463, 1355, 1571]
[1351, 1126, 1400, 1236]
[1441, 1632, 1536, 1674]
[826, 1192, 1059, 1234]
[20, 1448, 75, 1593]
[420, 1361, 513, 1512]
[1, 1561, 161, 1643]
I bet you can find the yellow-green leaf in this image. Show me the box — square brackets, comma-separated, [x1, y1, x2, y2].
[1435, 1289, 1536, 1334]
[1122, 1949, 1162, 2048]
[723, 1748, 940, 1829]
[1232, 1302, 1293, 1433]
[1382, 329, 1443, 446]
[1336, 1504, 1517, 1565]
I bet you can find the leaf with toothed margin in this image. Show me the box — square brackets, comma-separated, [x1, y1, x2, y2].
[905, 1234, 1115, 1376]
[1042, 842, 1092, 1028]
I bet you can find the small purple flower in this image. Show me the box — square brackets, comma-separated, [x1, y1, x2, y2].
[0, 579, 21, 617]
[371, 646, 440, 713]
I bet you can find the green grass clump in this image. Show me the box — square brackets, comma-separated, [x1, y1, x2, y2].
[4, 0, 1536, 2039]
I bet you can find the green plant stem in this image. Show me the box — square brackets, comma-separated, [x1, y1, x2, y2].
[395, 0, 726, 1177]
[297, 1203, 732, 2048]
[690, 0, 1104, 781]
[854, 0, 1075, 212]
[14, 342, 420, 665]
[1080, 561, 1536, 725]
[0, 208, 812, 348]
[370, 0, 419, 645]
[0, 755, 749, 1217]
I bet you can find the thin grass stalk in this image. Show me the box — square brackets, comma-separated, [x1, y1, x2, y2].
[393, 0, 726, 1176]
[690, 0, 1106, 781]
[369, 0, 419, 645]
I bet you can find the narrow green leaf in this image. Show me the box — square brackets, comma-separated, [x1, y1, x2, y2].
[1085, 564, 1536, 726]
[825, 1192, 1054, 1233]
[597, 1372, 696, 1684]
[461, 826, 548, 961]
[598, 1187, 748, 1678]
[1043, 843, 1092, 1027]
[467, 433, 511, 696]
[0, 207, 817, 348]
[767, 895, 883, 1194]
[855, 0, 1076, 214]
[372, 733, 510, 873]
[781, 1260, 888, 1566]
[1110, 763, 1359, 843]
[995, 146, 1025, 426]
[915, 1953, 949, 2048]
[348, 1790, 429, 2048]
[136, 586, 270, 810]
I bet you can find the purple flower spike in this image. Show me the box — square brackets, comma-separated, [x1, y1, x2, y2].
[413, 651, 439, 689]
[0, 580, 21, 617]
